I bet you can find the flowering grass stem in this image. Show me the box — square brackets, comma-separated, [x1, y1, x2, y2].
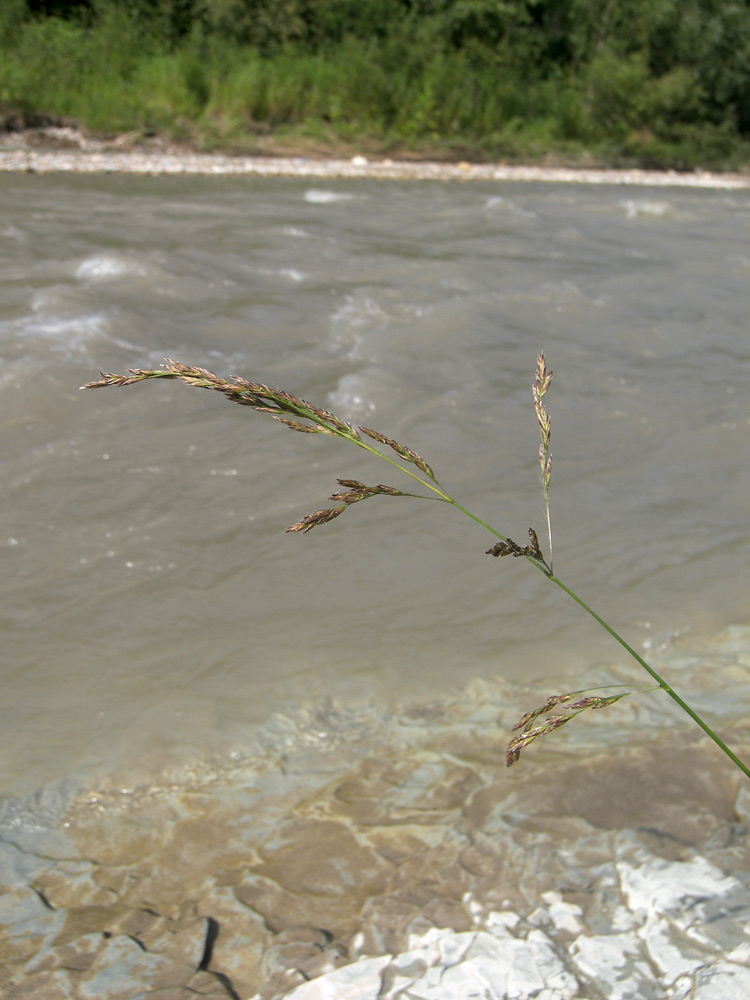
[83, 358, 750, 778]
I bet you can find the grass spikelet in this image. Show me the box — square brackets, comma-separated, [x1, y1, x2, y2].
[506, 715, 570, 766]
[506, 689, 631, 766]
[329, 481, 404, 503]
[273, 418, 326, 434]
[83, 361, 363, 439]
[288, 480, 406, 531]
[359, 426, 436, 481]
[533, 352, 554, 574]
[512, 693, 574, 731]
[486, 527, 546, 566]
[285, 506, 345, 532]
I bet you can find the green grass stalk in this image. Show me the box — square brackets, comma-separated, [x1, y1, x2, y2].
[82, 359, 750, 778]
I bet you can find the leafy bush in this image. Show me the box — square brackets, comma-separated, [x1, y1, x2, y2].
[2, 0, 749, 167]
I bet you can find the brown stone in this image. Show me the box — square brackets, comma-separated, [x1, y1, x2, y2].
[235, 874, 362, 936]
[255, 819, 391, 898]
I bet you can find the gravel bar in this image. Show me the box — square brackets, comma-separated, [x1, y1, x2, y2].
[2, 145, 750, 187]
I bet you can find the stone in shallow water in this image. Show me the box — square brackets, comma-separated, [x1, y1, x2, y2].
[284, 922, 580, 1000]
[195, 884, 267, 998]
[692, 959, 750, 1000]
[2, 676, 749, 1000]
[0, 884, 65, 967]
[2, 969, 76, 1000]
[282, 837, 750, 1000]
[271, 955, 391, 1000]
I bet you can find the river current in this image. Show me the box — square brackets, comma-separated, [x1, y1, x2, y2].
[1, 173, 749, 998]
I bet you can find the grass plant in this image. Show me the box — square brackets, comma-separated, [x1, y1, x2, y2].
[83, 357, 750, 777]
[4, 5, 750, 169]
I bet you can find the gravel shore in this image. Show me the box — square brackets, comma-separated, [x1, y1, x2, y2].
[2, 127, 749, 187]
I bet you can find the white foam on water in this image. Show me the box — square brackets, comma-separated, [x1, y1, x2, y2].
[282, 225, 311, 237]
[484, 194, 538, 218]
[327, 372, 378, 416]
[304, 189, 356, 204]
[622, 198, 672, 218]
[255, 265, 309, 282]
[75, 254, 145, 280]
[279, 268, 307, 282]
[9, 308, 109, 350]
[2, 303, 144, 359]
[1, 284, 146, 359]
[326, 293, 390, 361]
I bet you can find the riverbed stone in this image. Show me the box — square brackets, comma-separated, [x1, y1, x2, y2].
[277, 955, 392, 1000]
[195, 884, 267, 998]
[256, 818, 390, 896]
[1, 682, 747, 1000]
[74, 932, 189, 999]
[2, 968, 76, 1000]
[235, 871, 359, 937]
[0, 884, 64, 965]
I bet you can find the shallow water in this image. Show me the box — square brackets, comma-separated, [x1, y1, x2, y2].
[1, 173, 749, 997]
[3, 632, 750, 998]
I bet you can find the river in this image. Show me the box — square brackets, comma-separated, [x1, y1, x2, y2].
[1, 173, 749, 999]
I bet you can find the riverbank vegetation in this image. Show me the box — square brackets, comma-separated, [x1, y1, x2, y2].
[3, 0, 750, 169]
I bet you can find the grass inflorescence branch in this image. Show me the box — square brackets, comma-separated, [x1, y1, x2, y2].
[83, 358, 750, 778]
[506, 687, 637, 766]
[533, 353, 554, 575]
[285, 480, 406, 533]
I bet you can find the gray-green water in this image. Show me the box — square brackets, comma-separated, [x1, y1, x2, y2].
[2, 173, 749, 796]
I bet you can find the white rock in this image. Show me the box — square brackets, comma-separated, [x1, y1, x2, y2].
[283, 955, 390, 999]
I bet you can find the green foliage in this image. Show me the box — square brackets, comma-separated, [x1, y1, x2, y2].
[2, 0, 750, 167]
[198, 0, 308, 49]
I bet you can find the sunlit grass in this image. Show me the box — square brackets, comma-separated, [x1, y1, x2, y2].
[82, 358, 750, 778]
[2, 12, 748, 168]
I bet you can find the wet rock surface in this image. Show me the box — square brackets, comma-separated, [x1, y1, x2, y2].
[2, 631, 750, 999]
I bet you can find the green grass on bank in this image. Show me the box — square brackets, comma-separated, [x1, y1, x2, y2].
[2, 1, 750, 170]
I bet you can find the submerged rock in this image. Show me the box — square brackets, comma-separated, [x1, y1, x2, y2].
[283, 853, 750, 1000]
[1, 659, 749, 1000]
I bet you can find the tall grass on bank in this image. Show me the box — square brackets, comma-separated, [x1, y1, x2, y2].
[83, 358, 750, 778]
[0, 11, 579, 150]
[2, 2, 750, 167]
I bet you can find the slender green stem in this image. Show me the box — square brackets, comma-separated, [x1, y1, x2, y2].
[85, 363, 749, 778]
[545, 573, 750, 779]
[368, 463, 750, 779]
[544, 495, 553, 576]
[348, 436, 454, 501]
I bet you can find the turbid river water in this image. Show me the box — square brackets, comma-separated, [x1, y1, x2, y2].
[1, 173, 749, 999]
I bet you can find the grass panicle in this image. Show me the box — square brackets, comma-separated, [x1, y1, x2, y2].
[533, 352, 554, 575]
[359, 426, 437, 481]
[84, 360, 362, 439]
[506, 689, 631, 766]
[83, 357, 750, 779]
[286, 480, 405, 532]
[486, 527, 546, 566]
